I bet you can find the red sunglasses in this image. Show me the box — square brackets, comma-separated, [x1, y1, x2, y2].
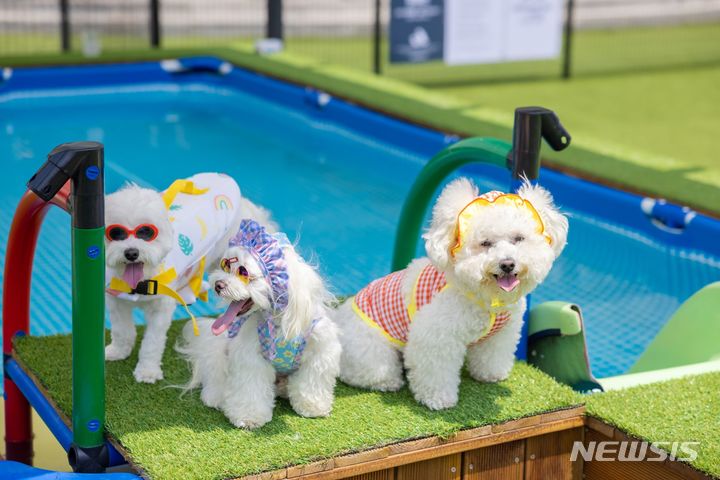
[105, 224, 159, 242]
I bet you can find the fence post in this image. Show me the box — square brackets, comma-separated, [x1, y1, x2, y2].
[373, 0, 382, 74]
[267, 0, 283, 40]
[562, 0, 574, 79]
[59, 0, 71, 52]
[150, 0, 161, 48]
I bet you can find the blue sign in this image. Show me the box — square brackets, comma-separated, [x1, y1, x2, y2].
[389, 0, 444, 64]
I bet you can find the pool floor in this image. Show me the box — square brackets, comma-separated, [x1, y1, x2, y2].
[1, 81, 718, 379]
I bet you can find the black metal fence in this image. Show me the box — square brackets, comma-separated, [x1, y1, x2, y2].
[2, 0, 720, 84]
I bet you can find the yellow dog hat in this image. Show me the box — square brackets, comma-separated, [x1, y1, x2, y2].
[450, 191, 551, 257]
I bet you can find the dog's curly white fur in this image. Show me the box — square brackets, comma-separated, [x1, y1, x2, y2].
[176, 241, 341, 429]
[104, 184, 274, 384]
[334, 178, 568, 410]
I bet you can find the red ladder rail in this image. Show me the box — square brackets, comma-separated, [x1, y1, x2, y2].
[3, 183, 70, 464]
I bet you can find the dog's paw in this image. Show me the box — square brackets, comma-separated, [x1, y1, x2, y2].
[133, 364, 164, 384]
[290, 397, 332, 418]
[224, 408, 273, 430]
[200, 386, 224, 409]
[338, 373, 404, 392]
[470, 368, 511, 384]
[105, 343, 132, 361]
[371, 377, 405, 392]
[413, 390, 458, 411]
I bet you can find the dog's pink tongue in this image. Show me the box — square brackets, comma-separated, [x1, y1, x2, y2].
[211, 301, 244, 335]
[497, 275, 520, 292]
[122, 262, 144, 289]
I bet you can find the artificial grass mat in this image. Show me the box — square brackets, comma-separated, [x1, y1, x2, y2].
[586, 372, 720, 478]
[15, 320, 580, 480]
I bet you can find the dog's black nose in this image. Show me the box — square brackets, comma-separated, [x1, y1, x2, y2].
[124, 248, 139, 262]
[500, 260, 515, 273]
[215, 280, 227, 294]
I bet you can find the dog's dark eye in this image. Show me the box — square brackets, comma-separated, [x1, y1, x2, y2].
[135, 225, 158, 241]
[480, 240, 493, 248]
[236, 266, 251, 285]
[220, 258, 231, 273]
[512, 235, 525, 244]
[237, 266, 249, 279]
[106, 226, 128, 241]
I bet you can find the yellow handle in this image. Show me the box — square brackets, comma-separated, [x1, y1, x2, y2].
[162, 179, 209, 209]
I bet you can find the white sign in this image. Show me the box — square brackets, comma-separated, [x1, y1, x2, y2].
[444, 0, 564, 66]
[505, 0, 564, 61]
[444, 0, 503, 65]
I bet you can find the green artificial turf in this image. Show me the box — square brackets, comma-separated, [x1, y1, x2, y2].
[587, 372, 720, 478]
[436, 65, 720, 205]
[14, 321, 580, 480]
[5, 23, 718, 82]
[285, 23, 720, 85]
[2, 23, 720, 214]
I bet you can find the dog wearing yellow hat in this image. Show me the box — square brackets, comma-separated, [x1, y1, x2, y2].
[334, 177, 568, 410]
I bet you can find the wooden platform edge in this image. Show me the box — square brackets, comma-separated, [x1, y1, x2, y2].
[585, 415, 716, 480]
[238, 406, 586, 480]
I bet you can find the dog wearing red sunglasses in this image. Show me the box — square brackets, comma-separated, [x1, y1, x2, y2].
[104, 174, 275, 384]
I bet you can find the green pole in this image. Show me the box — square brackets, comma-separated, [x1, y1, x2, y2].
[71, 227, 105, 448]
[391, 137, 511, 271]
[27, 142, 107, 472]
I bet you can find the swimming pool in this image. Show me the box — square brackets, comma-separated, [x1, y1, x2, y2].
[1, 58, 719, 378]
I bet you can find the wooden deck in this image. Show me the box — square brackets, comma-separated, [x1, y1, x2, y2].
[238, 407, 585, 480]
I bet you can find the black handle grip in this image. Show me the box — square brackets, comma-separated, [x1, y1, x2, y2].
[27, 141, 104, 228]
[510, 107, 571, 181]
[540, 110, 571, 151]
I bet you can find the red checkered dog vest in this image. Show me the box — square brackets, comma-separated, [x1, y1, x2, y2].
[351, 264, 511, 346]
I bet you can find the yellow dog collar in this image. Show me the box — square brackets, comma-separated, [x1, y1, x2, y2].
[451, 192, 551, 257]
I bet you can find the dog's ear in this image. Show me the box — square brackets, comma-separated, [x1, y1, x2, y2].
[518, 181, 568, 258]
[280, 249, 331, 338]
[423, 178, 479, 269]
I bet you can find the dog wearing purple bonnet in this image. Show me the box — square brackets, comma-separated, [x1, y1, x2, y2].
[177, 220, 341, 429]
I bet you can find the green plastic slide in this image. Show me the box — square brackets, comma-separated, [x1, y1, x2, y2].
[630, 282, 720, 374]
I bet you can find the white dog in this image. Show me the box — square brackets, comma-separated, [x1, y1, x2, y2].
[177, 219, 341, 429]
[104, 173, 274, 384]
[334, 178, 568, 410]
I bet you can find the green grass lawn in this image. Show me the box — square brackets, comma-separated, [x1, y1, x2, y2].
[5, 23, 718, 81]
[2, 23, 720, 213]
[284, 23, 720, 85]
[280, 23, 720, 211]
[587, 372, 720, 478]
[14, 322, 581, 480]
[438, 66, 720, 199]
